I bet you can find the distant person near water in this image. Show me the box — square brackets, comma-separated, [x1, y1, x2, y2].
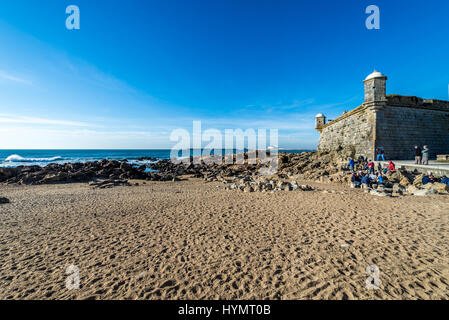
[414, 145, 422, 164]
[422, 145, 429, 165]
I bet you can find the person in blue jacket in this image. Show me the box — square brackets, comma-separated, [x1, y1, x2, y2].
[349, 158, 355, 172]
[441, 176, 449, 185]
[361, 174, 371, 188]
[377, 174, 384, 185]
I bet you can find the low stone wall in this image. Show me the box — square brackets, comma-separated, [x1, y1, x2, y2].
[377, 161, 449, 177]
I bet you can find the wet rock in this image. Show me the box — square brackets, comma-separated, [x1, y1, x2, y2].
[0, 168, 20, 182]
[137, 157, 158, 161]
[0, 197, 10, 204]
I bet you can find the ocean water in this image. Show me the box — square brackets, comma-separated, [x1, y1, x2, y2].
[0, 149, 312, 168]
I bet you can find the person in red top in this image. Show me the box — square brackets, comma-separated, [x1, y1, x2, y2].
[383, 161, 395, 174]
[368, 160, 375, 174]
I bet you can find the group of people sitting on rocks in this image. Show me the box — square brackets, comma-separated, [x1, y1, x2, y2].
[347, 156, 396, 189]
[422, 173, 449, 186]
[347, 154, 449, 191]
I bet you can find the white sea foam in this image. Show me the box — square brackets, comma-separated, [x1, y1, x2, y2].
[5, 154, 62, 162]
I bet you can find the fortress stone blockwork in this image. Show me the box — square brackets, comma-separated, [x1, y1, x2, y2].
[315, 71, 449, 160]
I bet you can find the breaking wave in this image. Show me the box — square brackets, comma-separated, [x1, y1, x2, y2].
[4, 154, 63, 163]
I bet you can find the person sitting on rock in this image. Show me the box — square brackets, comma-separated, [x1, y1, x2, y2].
[377, 174, 384, 185]
[348, 158, 355, 172]
[368, 160, 375, 174]
[361, 174, 371, 189]
[363, 161, 369, 171]
[441, 176, 449, 186]
[429, 173, 439, 183]
[422, 175, 432, 185]
[383, 161, 396, 174]
[357, 155, 364, 165]
[351, 172, 361, 188]
[377, 162, 382, 173]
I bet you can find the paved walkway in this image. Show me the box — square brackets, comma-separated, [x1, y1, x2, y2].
[376, 160, 449, 176]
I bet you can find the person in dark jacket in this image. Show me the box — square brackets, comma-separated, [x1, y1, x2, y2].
[376, 148, 385, 161]
[414, 145, 422, 164]
[361, 174, 371, 188]
[351, 172, 361, 188]
[377, 162, 382, 173]
[357, 155, 365, 165]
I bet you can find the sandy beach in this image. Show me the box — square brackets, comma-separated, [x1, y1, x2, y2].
[1, 177, 448, 300]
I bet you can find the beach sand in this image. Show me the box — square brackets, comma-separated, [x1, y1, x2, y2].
[0, 178, 448, 300]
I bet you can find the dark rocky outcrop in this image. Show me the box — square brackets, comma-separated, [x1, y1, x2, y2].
[0, 197, 10, 204]
[1, 149, 447, 196]
[0, 160, 154, 185]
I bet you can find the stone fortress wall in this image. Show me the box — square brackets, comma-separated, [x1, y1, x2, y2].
[317, 105, 376, 159]
[376, 96, 449, 159]
[315, 71, 449, 160]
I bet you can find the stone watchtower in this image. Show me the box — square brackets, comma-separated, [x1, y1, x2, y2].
[315, 113, 326, 132]
[363, 70, 387, 109]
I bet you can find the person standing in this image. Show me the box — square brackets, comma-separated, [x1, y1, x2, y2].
[422, 145, 429, 165]
[414, 145, 422, 164]
[376, 148, 385, 161]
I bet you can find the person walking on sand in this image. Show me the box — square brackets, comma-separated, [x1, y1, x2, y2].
[422, 145, 429, 165]
[414, 145, 422, 164]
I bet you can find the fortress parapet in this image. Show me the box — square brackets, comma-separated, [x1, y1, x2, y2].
[315, 71, 449, 160]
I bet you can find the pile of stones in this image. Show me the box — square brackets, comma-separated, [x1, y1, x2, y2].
[217, 176, 314, 193]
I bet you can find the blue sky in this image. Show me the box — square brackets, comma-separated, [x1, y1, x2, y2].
[0, 0, 448, 149]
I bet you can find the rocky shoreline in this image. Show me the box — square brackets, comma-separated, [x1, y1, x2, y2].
[1, 148, 448, 197]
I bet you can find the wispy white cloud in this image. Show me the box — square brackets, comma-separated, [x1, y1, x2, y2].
[0, 70, 32, 85]
[0, 114, 90, 127]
